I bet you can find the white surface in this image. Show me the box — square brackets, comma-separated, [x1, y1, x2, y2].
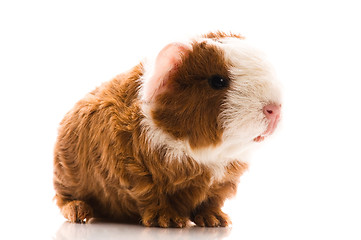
[1, 0, 360, 239]
[55, 221, 232, 240]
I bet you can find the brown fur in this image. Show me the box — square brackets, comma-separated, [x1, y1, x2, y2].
[53, 33, 248, 227]
[152, 41, 229, 149]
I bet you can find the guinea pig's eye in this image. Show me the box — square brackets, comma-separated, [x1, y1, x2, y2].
[208, 75, 229, 90]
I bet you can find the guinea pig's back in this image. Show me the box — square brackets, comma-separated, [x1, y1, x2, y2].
[53, 64, 144, 216]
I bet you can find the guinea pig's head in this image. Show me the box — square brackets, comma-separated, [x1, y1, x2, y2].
[141, 32, 282, 161]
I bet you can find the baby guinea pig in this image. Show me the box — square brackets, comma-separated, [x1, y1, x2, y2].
[53, 32, 282, 227]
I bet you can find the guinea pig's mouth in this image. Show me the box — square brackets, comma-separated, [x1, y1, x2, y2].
[253, 115, 280, 143]
[253, 135, 266, 142]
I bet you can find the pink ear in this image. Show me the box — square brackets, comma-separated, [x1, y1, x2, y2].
[143, 42, 191, 102]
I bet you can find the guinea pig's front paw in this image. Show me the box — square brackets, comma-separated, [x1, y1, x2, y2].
[192, 208, 231, 227]
[61, 200, 93, 223]
[141, 209, 189, 228]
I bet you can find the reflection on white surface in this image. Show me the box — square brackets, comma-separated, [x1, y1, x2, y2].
[54, 221, 232, 240]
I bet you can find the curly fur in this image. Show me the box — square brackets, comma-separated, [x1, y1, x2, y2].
[53, 32, 280, 227]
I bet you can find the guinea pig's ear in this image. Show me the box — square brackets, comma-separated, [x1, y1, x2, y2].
[143, 42, 191, 102]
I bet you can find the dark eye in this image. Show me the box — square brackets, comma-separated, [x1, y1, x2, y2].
[208, 75, 229, 90]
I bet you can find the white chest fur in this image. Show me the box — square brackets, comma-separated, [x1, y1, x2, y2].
[140, 114, 249, 182]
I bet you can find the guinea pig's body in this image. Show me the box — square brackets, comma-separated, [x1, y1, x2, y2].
[53, 32, 282, 227]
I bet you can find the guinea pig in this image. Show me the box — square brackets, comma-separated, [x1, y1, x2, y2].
[53, 31, 282, 228]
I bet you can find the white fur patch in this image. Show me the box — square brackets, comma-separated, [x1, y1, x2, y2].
[219, 38, 282, 149]
[139, 58, 156, 103]
[140, 110, 246, 182]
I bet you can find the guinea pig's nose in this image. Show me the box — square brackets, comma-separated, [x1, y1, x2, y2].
[263, 103, 281, 120]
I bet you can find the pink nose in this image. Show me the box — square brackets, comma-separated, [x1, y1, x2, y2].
[263, 103, 281, 120]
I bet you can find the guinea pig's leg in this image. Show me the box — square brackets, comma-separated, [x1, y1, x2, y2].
[192, 202, 231, 227]
[136, 189, 193, 228]
[191, 182, 237, 227]
[59, 200, 94, 223]
[191, 161, 247, 227]
[191, 198, 231, 227]
[139, 199, 189, 228]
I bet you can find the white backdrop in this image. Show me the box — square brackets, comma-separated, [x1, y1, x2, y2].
[1, 0, 360, 239]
